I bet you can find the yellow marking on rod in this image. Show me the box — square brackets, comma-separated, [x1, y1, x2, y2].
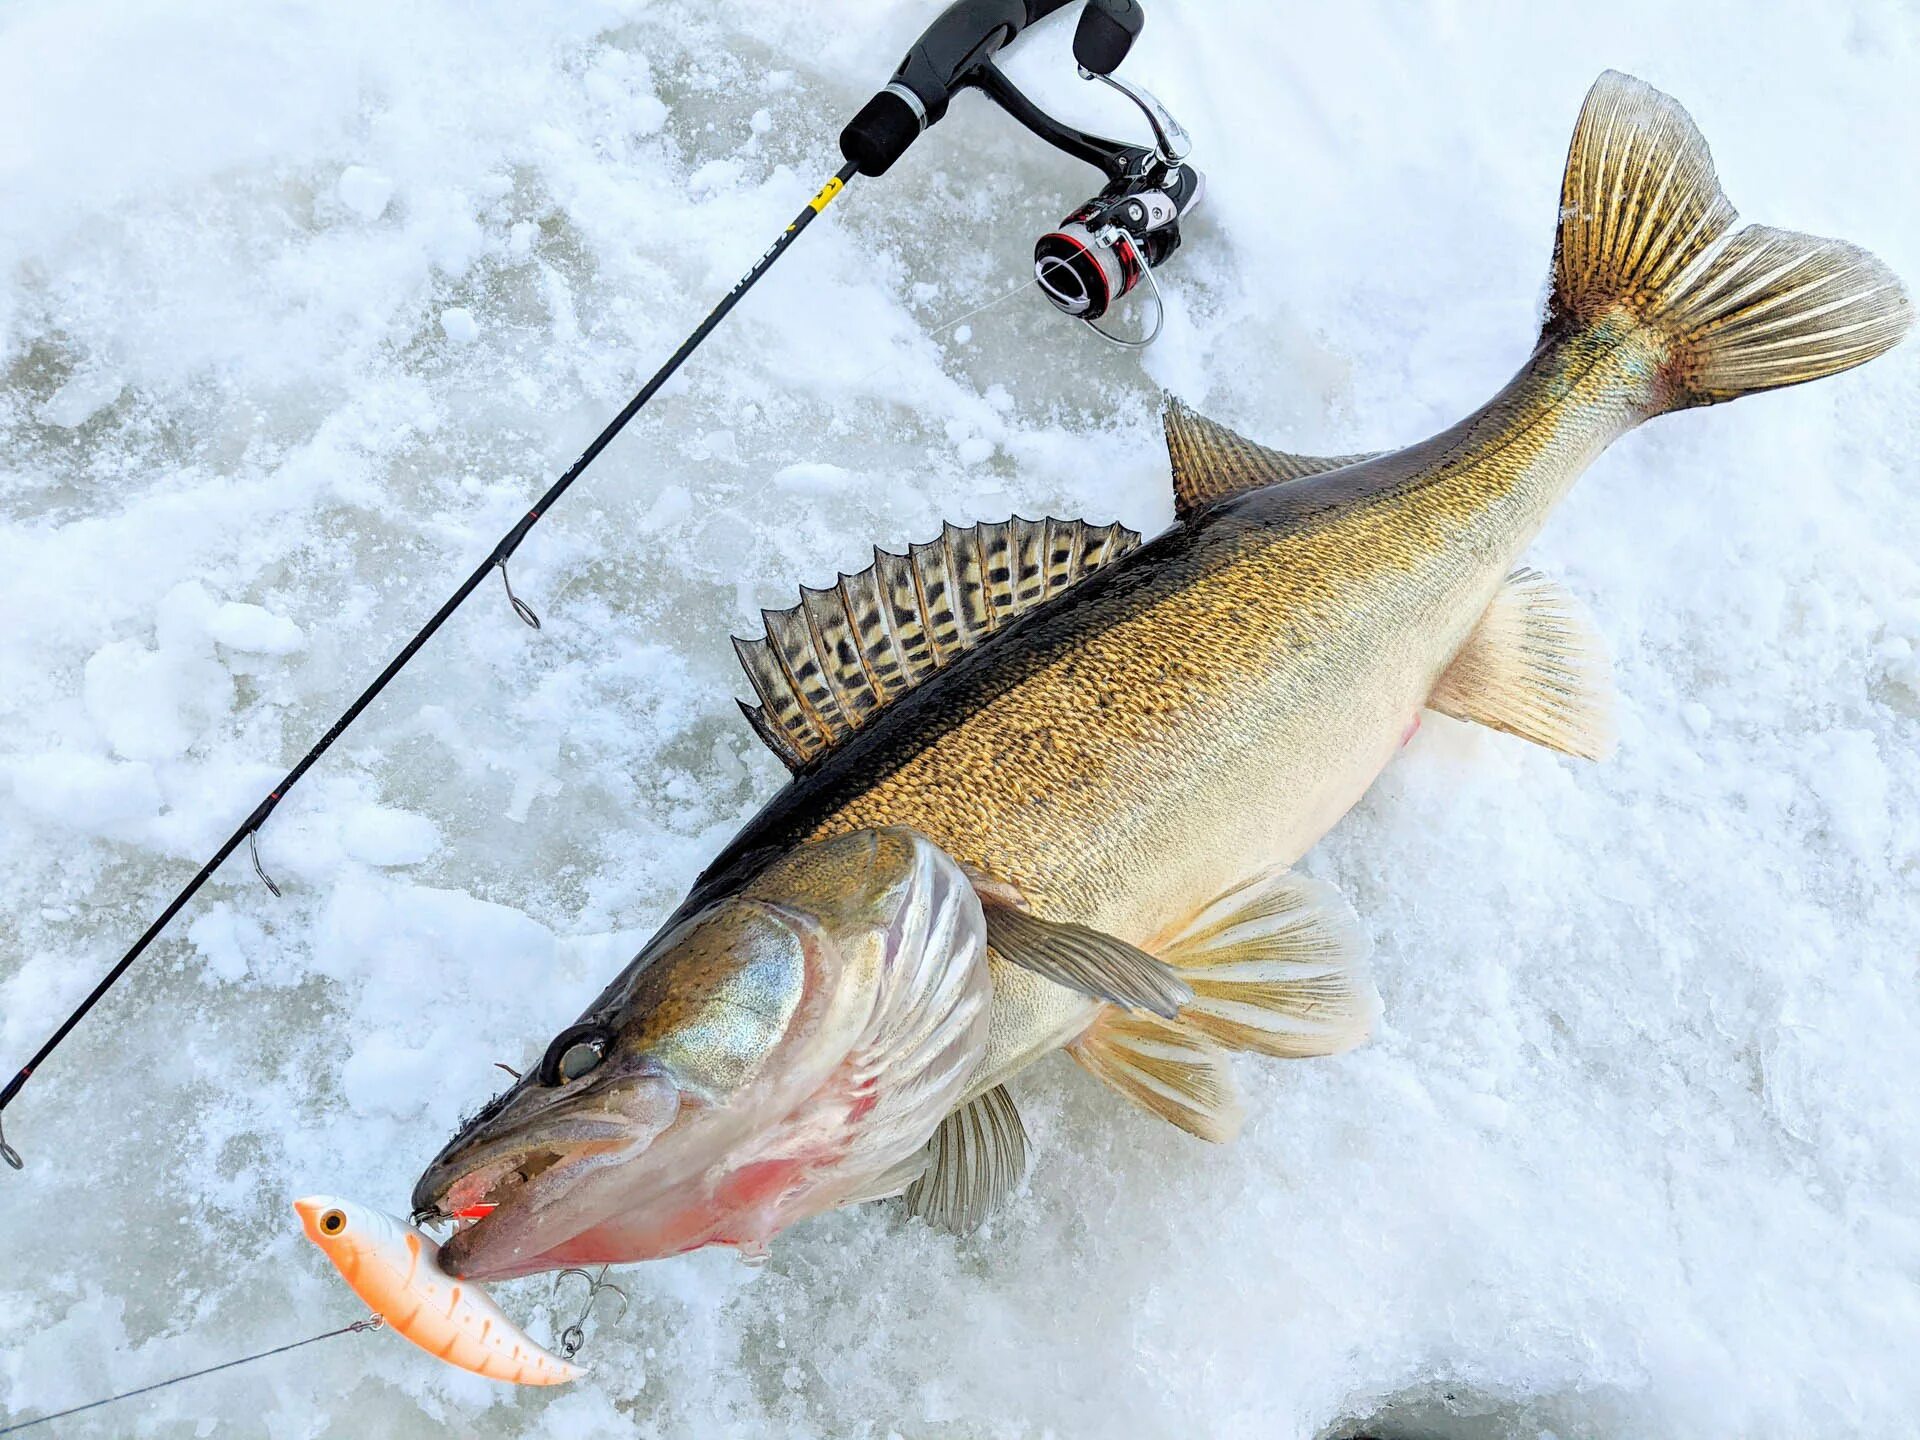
[809, 175, 845, 212]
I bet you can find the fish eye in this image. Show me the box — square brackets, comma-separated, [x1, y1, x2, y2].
[320, 1208, 347, 1236]
[541, 1024, 608, 1086]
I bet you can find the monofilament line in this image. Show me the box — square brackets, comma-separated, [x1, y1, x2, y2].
[0, 1316, 383, 1434]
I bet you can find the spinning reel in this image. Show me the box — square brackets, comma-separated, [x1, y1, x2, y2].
[841, 0, 1203, 346]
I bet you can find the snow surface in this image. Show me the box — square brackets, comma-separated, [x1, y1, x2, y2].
[2, 1, 1917, 1436]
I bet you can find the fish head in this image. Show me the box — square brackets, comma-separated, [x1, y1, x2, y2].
[413, 828, 988, 1281]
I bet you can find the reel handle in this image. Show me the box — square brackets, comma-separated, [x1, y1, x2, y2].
[840, 0, 1080, 176]
[1072, 0, 1142, 77]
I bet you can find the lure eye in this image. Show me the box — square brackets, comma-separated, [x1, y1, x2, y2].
[541, 1024, 608, 1086]
[320, 1209, 347, 1236]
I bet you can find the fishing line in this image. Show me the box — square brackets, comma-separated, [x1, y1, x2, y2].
[848, 269, 1044, 391]
[847, 250, 1132, 394]
[0, 1316, 384, 1435]
[0, 162, 858, 1163]
[929, 269, 1047, 336]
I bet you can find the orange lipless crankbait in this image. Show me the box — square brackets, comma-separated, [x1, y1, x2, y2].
[295, 1195, 582, 1385]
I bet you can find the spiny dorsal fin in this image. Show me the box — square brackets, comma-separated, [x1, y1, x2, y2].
[1163, 397, 1381, 522]
[736, 517, 1140, 770]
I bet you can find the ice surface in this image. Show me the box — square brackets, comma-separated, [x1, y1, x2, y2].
[1, 1, 1917, 1436]
[207, 602, 307, 656]
[35, 368, 124, 429]
[336, 165, 396, 224]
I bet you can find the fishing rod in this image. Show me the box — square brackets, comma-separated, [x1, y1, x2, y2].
[0, 0, 1201, 1168]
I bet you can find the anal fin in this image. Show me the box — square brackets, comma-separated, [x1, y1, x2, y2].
[1429, 567, 1616, 761]
[903, 1084, 1030, 1234]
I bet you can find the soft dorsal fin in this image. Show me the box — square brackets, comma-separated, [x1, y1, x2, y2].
[735, 516, 1141, 770]
[1162, 397, 1381, 521]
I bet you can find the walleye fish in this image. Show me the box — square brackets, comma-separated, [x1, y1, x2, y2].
[414, 72, 1909, 1279]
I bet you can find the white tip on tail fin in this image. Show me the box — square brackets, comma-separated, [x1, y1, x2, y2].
[1549, 70, 1910, 409]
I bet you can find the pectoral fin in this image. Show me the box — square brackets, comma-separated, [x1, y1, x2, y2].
[1429, 568, 1616, 761]
[983, 903, 1192, 1018]
[904, 1084, 1030, 1234]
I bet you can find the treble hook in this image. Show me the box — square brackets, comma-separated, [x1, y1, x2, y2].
[551, 1264, 629, 1359]
[1, 1113, 23, 1170]
[248, 829, 282, 898]
[496, 559, 542, 630]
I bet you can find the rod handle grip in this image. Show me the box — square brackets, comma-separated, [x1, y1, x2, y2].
[840, 0, 1087, 176]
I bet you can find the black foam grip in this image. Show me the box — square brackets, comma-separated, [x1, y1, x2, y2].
[840, 91, 923, 177]
[1073, 0, 1143, 75]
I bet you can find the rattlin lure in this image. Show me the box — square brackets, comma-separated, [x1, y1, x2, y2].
[294, 1196, 583, 1385]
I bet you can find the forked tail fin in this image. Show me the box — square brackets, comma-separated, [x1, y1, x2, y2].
[1548, 70, 1909, 410]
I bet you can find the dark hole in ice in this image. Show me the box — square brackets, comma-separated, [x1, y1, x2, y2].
[1322, 1377, 1636, 1440]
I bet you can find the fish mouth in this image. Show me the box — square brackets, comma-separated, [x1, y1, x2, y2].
[412, 1080, 682, 1281]
[421, 1145, 599, 1278]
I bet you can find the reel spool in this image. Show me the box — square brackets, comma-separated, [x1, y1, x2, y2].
[1034, 156, 1203, 346]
